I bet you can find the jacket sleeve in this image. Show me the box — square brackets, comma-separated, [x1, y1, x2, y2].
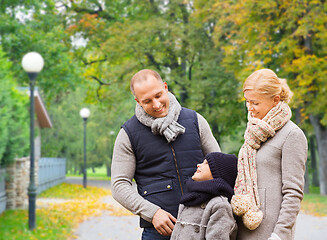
[111, 128, 160, 223]
[206, 201, 237, 240]
[273, 127, 308, 239]
[196, 113, 221, 155]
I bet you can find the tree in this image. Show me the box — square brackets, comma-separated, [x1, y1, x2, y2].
[60, 0, 244, 140]
[0, 0, 84, 102]
[202, 0, 327, 194]
[41, 84, 134, 175]
[0, 48, 29, 167]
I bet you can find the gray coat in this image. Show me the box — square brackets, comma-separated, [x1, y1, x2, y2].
[171, 196, 237, 240]
[237, 121, 308, 240]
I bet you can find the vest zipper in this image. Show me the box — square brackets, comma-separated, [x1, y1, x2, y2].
[170, 145, 184, 195]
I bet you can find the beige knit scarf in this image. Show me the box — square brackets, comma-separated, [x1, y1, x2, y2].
[231, 101, 291, 230]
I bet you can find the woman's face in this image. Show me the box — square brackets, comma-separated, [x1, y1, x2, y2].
[192, 159, 213, 182]
[244, 90, 280, 120]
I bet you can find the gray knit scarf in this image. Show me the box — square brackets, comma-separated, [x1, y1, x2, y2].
[135, 92, 185, 143]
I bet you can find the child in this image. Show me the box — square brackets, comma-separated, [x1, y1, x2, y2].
[171, 152, 238, 240]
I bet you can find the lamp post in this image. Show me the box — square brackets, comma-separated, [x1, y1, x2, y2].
[80, 108, 90, 188]
[22, 52, 44, 230]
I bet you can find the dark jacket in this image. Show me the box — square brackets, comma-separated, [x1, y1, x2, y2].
[122, 108, 204, 228]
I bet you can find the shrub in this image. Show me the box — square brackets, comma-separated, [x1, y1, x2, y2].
[0, 48, 29, 167]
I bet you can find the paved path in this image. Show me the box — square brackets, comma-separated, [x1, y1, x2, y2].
[66, 177, 141, 240]
[295, 213, 327, 239]
[66, 177, 327, 240]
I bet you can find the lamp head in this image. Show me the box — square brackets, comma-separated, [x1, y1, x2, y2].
[80, 108, 90, 119]
[22, 52, 44, 73]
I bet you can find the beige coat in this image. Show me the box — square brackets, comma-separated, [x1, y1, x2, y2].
[237, 120, 307, 240]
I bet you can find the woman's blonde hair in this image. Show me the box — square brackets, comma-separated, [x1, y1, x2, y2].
[243, 69, 293, 103]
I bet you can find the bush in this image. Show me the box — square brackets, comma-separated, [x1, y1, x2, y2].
[0, 48, 29, 167]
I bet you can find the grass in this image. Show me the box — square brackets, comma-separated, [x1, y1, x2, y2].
[66, 165, 110, 181]
[0, 183, 112, 240]
[300, 186, 327, 216]
[301, 194, 327, 216]
[0, 209, 72, 240]
[38, 181, 110, 199]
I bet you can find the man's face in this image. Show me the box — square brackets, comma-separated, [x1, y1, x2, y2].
[133, 75, 170, 118]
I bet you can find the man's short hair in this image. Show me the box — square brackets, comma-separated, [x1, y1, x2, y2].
[130, 69, 163, 96]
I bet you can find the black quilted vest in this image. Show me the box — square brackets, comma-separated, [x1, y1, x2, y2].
[122, 108, 204, 228]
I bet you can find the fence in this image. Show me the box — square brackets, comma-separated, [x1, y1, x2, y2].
[38, 158, 66, 194]
[0, 158, 66, 214]
[0, 168, 6, 214]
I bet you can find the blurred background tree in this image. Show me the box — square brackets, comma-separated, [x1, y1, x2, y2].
[0, 48, 29, 166]
[0, 0, 326, 194]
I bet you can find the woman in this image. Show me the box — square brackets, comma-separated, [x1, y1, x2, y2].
[231, 69, 307, 240]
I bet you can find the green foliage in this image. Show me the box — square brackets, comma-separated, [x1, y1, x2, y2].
[0, 48, 29, 166]
[67, 165, 111, 180]
[61, 0, 244, 139]
[1, 0, 326, 190]
[0, 0, 84, 102]
[41, 85, 134, 174]
[201, 0, 327, 126]
[34, 0, 244, 172]
[41, 87, 88, 172]
[185, 51, 245, 141]
[196, 0, 327, 193]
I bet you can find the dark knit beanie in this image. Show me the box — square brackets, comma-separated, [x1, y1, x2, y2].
[205, 152, 238, 188]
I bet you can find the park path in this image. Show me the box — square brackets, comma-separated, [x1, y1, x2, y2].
[66, 177, 141, 240]
[66, 177, 327, 240]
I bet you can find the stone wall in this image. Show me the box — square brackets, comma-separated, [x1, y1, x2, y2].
[5, 157, 34, 209]
[3, 157, 65, 211]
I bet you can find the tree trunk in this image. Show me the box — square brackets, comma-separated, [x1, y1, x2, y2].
[304, 163, 310, 194]
[106, 160, 111, 177]
[310, 135, 320, 187]
[309, 114, 327, 195]
[295, 109, 309, 193]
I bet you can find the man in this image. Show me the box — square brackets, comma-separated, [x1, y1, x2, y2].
[111, 69, 220, 239]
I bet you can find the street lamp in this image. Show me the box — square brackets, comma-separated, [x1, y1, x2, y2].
[80, 108, 90, 188]
[22, 52, 44, 230]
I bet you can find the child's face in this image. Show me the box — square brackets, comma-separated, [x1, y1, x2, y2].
[192, 159, 213, 182]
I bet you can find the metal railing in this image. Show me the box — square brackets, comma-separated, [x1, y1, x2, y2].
[38, 158, 66, 194]
[0, 168, 6, 214]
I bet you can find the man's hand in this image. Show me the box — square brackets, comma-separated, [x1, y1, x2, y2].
[152, 209, 177, 236]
